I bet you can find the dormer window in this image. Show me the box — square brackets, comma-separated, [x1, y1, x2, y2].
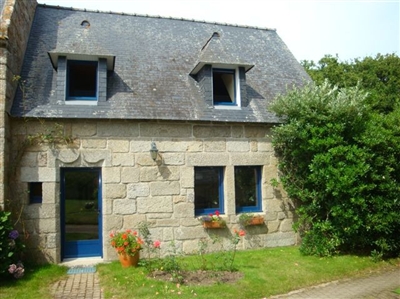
[67, 60, 98, 101]
[212, 68, 236, 106]
[48, 51, 115, 105]
[191, 63, 252, 109]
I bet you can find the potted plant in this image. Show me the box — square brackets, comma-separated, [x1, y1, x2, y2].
[198, 211, 227, 228]
[238, 213, 264, 227]
[110, 229, 143, 267]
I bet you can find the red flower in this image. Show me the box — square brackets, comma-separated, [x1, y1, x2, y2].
[124, 241, 129, 246]
[133, 231, 138, 236]
[122, 233, 127, 240]
[153, 240, 161, 248]
[215, 211, 220, 216]
[111, 241, 116, 247]
[239, 230, 246, 237]
[126, 229, 131, 233]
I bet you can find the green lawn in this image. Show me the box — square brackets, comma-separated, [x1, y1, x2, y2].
[0, 264, 67, 299]
[97, 246, 400, 299]
[0, 246, 398, 299]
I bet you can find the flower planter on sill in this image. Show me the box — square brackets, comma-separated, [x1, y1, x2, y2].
[246, 216, 264, 226]
[202, 221, 226, 229]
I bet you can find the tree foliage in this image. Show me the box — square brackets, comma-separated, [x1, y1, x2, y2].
[270, 72, 400, 257]
[301, 53, 400, 113]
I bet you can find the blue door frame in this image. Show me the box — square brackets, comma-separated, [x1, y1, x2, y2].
[61, 168, 102, 259]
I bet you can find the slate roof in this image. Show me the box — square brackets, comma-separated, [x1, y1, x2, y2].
[11, 4, 310, 123]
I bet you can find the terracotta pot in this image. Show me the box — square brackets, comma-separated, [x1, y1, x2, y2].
[203, 221, 225, 229]
[118, 251, 140, 268]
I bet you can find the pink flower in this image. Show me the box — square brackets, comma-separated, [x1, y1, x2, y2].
[215, 210, 220, 216]
[153, 240, 161, 248]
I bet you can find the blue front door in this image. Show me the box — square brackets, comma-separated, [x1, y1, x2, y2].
[61, 168, 102, 259]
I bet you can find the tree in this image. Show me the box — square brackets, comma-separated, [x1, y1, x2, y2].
[301, 54, 400, 113]
[269, 79, 400, 258]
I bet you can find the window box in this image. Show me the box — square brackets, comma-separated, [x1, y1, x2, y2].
[238, 213, 264, 227]
[202, 221, 226, 229]
[198, 211, 226, 229]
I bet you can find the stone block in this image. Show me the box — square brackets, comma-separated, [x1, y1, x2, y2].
[97, 121, 139, 137]
[112, 153, 134, 166]
[54, 149, 80, 164]
[104, 184, 126, 199]
[162, 153, 185, 165]
[127, 183, 150, 199]
[140, 166, 179, 182]
[264, 232, 296, 247]
[42, 182, 59, 204]
[123, 214, 148, 229]
[231, 126, 244, 138]
[193, 125, 231, 138]
[173, 203, 195, 218]
[23, 203, 57, 219]
[230, 152, 268, 165]
[113, 199, 136, 215]
[103, 167, 121, 183]
[267, 220, 280, 233]
[226, 140, 249, 152]
[280, 219, 293, 232]
[136, 153, 157, 166]
[82, 150, 111, 165]
[187, 153, 229, 166]
[82, 138, 107, 149]
[108, 140, 130, 153]
[150, 181, 180, 196]
[175, 226, 206, 240]
[121, 167, 139, 183]
[46, 233, 58, 249]
[258, 141, 273, 152]
[137, 196, 173, 213]
[140, 123, 191, 137]
[147, 212, 173, 219]
[20, 167, 56, 182]
[266, 199, 283, 212]
[103, 215, 123, 232]
[204, 140, 226, 152]
[156, 219, 180, 227]
[180, 167, 193, 188]
[72, 122, 97, 136]
[244, 126, 271, 138]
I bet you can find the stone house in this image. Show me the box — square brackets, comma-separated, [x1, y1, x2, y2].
[1, 0, 309, 263]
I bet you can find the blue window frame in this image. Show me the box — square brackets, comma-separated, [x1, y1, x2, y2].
[194, 167, 224, 215]
[212, 68, 236, 106]
[235, 166, 262, 213]
[29, 182, 43, 204]
[67, 60, 98, 101]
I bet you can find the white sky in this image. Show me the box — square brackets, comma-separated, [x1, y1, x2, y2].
[37, 0, 400, 62]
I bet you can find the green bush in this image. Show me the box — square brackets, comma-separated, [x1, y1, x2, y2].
[270, 80, 400, 257]
[0, 211, 25, 279]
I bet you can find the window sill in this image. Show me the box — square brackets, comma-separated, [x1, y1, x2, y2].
[214, 105, 241, 110]
[65, 100, 98, 106]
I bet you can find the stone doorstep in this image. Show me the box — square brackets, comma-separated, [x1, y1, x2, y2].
[61, 257, 104, 267]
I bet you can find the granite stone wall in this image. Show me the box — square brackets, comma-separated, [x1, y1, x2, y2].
[12, 118, 296, 263]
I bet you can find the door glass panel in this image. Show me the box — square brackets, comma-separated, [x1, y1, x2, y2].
[65, 171, 99, 241]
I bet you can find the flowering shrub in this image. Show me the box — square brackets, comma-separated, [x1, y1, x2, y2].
[8, 262, 24, 279]
[198, 211, 226, 227]
[110, 229, 143, 256]
[0, 211, 25, 279]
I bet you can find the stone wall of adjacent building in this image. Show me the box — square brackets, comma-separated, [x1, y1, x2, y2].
[11, 118, 296, 263]
[0, 0, 37, 208]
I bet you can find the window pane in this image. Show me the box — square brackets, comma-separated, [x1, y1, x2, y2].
[235, 166, 260, 210]
[68, 61, 97, 98]
[29, 182, 43, 204]
[195, 167, 222, 213]
[213, 69, 235, 104]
